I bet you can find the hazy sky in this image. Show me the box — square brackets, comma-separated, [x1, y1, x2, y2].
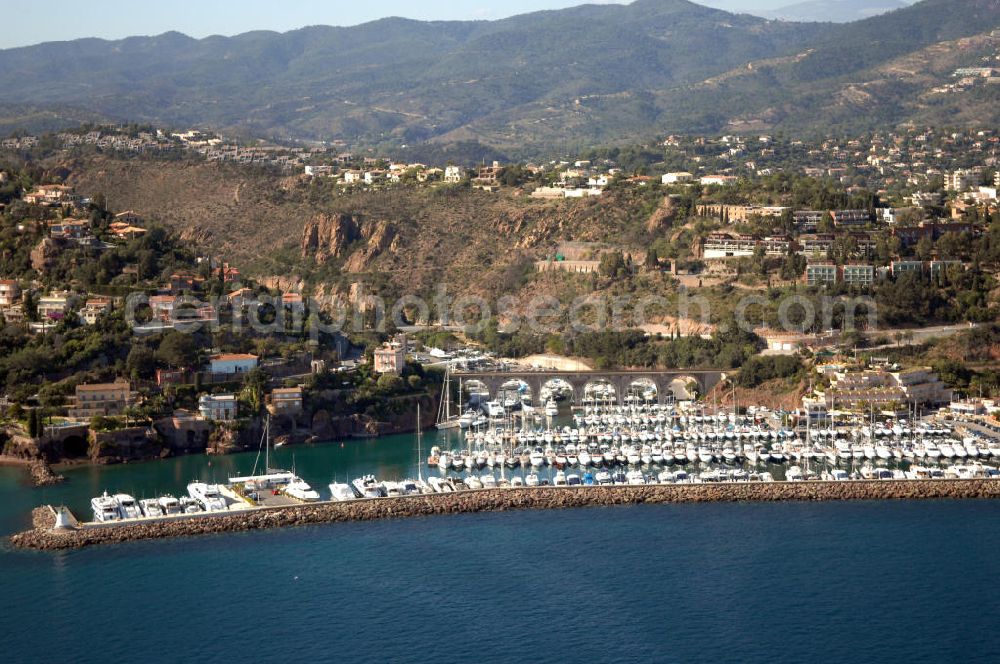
[2, 1, 796, 49]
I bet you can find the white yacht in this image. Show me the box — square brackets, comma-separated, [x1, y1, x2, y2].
[328, 482, 357, 502]
[284, 478, 321, 502]
[428, 476, 456, 493]
[484, 401, 505, 418]
[626, 469, 646, 485]
[352, 475, 385, 498]
[544, 400, 559, 417]
[157, 495, 182, 515]
[91, 492, 121, 522]
[459, 410, 478, 429]
[529, 448, 545, 468]
[187, 482, 228, 512]
[139, 498, 164, 518]
[179, 496, 203, 513]
[114, 494, 142, 519]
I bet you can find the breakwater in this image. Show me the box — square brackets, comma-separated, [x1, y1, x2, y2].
[12, 479, 1000, 551]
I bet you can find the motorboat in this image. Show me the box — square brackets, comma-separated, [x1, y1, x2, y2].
[139, 498, 164, 518]
[484, 401, 505, 418]
[328, 482, 357, 501]
[187, 483, 228, 512]
[428, 476, 456, 493]
[179, 496, 203, 514]
[626, 469, 646, 485]
[157, 495, 182, 515]
[284, 478, 321, 502]
[91, 492, 121, 522]
[352, 475, 386, 498]
[114, 494, 142, 519]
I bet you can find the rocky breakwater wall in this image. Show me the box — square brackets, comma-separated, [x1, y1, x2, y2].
[12, 480, 1000, 551]
[28, 460, 66, 486]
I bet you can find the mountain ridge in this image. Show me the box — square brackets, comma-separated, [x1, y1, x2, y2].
[0, 0, 998, 152]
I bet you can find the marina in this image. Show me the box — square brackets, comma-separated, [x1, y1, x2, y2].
[25, 401, 1000, 539]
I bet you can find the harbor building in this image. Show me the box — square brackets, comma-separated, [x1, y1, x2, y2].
[819, 368, 952, 410]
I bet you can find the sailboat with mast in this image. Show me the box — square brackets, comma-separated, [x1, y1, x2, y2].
[436, 364, 462, 430]
[228, 414, 296, 490]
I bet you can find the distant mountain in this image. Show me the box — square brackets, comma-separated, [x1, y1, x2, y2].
[0, 0, 822, 150]
[763, 0, 912, 23]
[0, 0, 998, 152]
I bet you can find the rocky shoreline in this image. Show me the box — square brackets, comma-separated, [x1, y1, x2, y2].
[11, 479, 1000, 551]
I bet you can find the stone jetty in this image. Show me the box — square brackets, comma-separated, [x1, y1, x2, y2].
[11, 479, 1000, 551]
[28, 460, 66, 487]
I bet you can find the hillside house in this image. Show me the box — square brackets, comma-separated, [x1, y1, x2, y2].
[198, 394, 238, 421]
[805, 262, 837, 286]
[281, 293, 305, 312]
[81, 296, 113, 325]
[267, 387, 303, 416]
[109, 221, 148, 240]
[48, 219, 91, 241]
[699, 175, 737, 186]
[662, 172, 694, 184]
[830, 210, 871, 228]
[373, 343, 406, 375]
[208, 353, 259, 375]
[0, 280, 20, 307]
[227, 287, 256, 310]
[37, 291, 73, 320]
[24, 184, 76, 206]
[148, 295, 177, 321]
[841, 263, 875, 286]
[70, 380, 132, 419]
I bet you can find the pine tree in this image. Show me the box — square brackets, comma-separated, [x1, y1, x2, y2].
[27, 409, 39, 438]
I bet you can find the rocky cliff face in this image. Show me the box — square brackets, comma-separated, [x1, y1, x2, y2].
[89, 427, 167, 464]
[343, 220, 397, 273]
[301, 213, 361, 263]
[300, 212, 401, 275]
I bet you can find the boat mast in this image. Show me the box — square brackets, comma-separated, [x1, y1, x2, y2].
[437, 365, 448, 425]
[417, 404, 423, 482]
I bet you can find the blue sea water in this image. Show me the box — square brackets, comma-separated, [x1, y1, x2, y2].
[2, 434, 1000, 663]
